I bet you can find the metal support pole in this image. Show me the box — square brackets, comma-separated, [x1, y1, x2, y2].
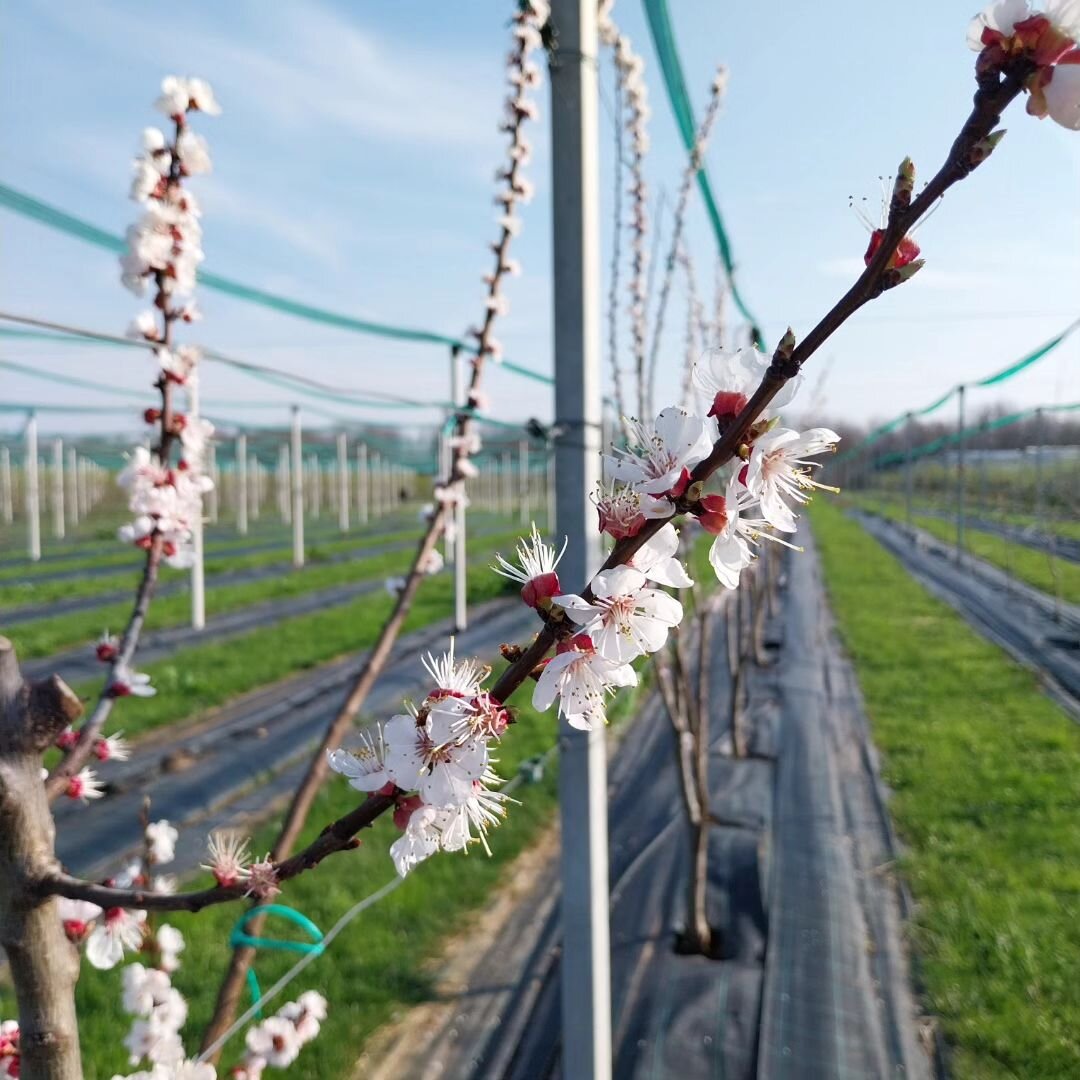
[65, 446, 78, 528]
[519, 438, 531, 526]
[956, 384, 966, 562]
[290, 408, 305, 568]
[451, 349, 467, 633]
[235, 434, 249, 536]
[51, 438, 64, 540]
[337, 432, 350, 533]
[1034, 407, 1045, 532]
[26, 412, 41, 561]
[309, 453, 321, 520]
[249, 455, 261, 522]
[371, 452, 382, 518]
[207, 443, 219, 524]
[1, 447, 12, 525]
[904, 411, 914, 532]
[547, 450, 556, 530]
[77, 457, 88, 521]
[189, 381, 206, 631]
[550, 1, 610, 1074]
[278, 444, 290, 522]
[357, 444, 369, 526]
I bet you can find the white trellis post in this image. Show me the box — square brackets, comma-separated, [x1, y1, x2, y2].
[337, 431, 350, 533]
[519, 438, 531, 526]
[371, 452, 382, 518]
[65, 445, 78, 529]
[290, 407, 305, 568]
[77, 457, 88, 523]
[550, 0, 611, 1074]
[235, 433, 248, 536]
[309, 453, 321, 520]
[278, 443, 291, 522]
[26, 412, 41, 562]
[249, 454, 260, 522]
[0, 447, 12, 525]
[50, 438, 64, 540]
[207, 443, 219, 524]
[356, 443, 369, 526]
[189, 380, 206, 631]
[451, 349, 467, 633]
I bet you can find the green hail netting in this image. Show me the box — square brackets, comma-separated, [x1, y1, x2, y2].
[840, 319, 1080, 462]
[872, 400, 1080, 468]
[0, 182, 553, 385]
[642, 0, 762, 339]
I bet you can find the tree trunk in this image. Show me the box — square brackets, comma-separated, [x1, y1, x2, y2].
[0, 639, 85, 1079]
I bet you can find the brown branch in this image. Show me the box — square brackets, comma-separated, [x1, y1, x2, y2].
[38, 791, 396, 913]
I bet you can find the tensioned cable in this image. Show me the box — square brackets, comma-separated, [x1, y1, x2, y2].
[0, 182, 554, 386]
[872, 400, 1080, 467]
[641, 0, 762, 339]
[838, 317, 1080, 461]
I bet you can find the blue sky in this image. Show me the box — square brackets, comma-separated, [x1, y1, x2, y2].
[2, 0, 1078, 442]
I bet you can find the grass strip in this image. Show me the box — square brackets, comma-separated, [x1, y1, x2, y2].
[811, 500, 1080, 1079]
[7, 523, 523, 659]
[849, 495, 1080, 605]
[64, 558, 521, 743]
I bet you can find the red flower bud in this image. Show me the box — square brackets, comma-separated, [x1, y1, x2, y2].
[708, 391, 749, 421]
[864, 229, 921, 270]
[393, 794, 424, 831]
[144, 408, 162, 424]
[521, 571, 561, 608]
[696, 494, 730, 535]
[55, 729, 79, 751]
[95, 643, 118, 662]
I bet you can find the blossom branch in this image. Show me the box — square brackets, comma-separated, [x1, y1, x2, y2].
[47, 102, 214, 800]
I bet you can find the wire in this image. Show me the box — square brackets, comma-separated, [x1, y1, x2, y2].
[0, 182, 554, 386]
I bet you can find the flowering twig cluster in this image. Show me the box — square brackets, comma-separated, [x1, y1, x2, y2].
[647, 65, 727, 418]
[599, 2, 651, 419]
[38, 0, 1070, 913]
[45, 76, 218, 801]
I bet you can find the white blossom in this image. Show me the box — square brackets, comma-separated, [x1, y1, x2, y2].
[86, 907, 147, 970]
[605, 407, 714, 498]
[327, 729, 389, 793]
[156, 925, 185, 973]
[492, 524, 567, 608]
[691, 345, 800, 422]
[390, 803, 442, 877]
[532, 635, 637, 731]
[744, 426, 840, 532]
[625, 522, 694, 588]
[145, 820, 178, 865]
[383, 700, 488, 806]
[245, 1016, 301, 1068]
[556, 564, 684, 663]
[202, 830, 252, 888]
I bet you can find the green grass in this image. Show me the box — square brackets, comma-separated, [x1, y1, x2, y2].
[811, 500, 1080, 1079]
[69, 644, 650, 1080]
[854, 492, 1080, 543]
[0, 522, 429, 605]
[7, 523, 523, 660]
[850, 495, 1080, 606]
